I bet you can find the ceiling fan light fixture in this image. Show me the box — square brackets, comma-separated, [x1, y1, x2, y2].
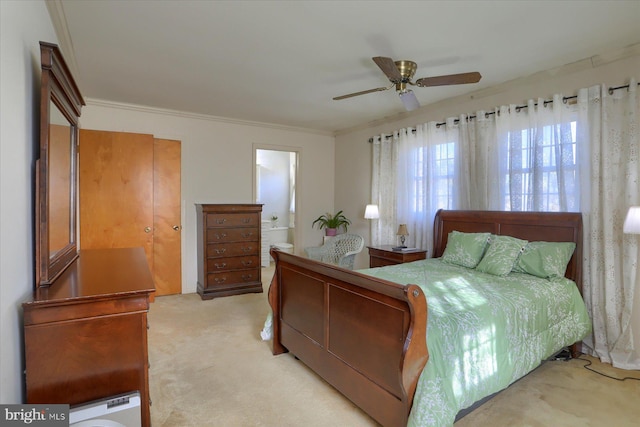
[398, 90, 420, 111]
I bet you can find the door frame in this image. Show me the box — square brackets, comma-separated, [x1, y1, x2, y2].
[252, 143, 301, 255]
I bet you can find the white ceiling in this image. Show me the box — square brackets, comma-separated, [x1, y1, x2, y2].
[55, 0, 640, 134]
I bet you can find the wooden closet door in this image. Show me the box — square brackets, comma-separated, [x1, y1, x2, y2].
[79, 130, 155, 272]
[153, 139, 182, 295]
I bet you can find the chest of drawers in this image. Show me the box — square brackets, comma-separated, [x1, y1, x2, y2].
[196, 204, 263, 299]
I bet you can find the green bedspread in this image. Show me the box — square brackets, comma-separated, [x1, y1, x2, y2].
[358, 258, 591, 427]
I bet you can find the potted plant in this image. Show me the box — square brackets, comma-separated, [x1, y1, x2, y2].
[312, 210, 351, 236]
[270, 213, 278, 228]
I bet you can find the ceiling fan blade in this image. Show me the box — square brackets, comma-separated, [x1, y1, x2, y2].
[333, 86, 390, 100]
[399, 90, 420, 111]
[372, 56, 402, 82]
[415, 71, 482, 87]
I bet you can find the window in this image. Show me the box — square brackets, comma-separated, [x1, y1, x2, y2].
[384, 105, 582, 249]
[409, 142, 456, 214]
[504, 120, 577, 212]
[434, 142, 456, 210]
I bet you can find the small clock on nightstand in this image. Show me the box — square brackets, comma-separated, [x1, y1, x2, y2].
[367, 245, 427, 268]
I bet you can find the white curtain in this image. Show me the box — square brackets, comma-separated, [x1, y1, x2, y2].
[374, 123, 468, 252]
[370, 134, 398, 246]
[396, 122, 457, 252]
[370, 79, 640, 369]
[459, 111, 500, 210]
[495, 95, 580, 212]
[578, 80, 639, 370]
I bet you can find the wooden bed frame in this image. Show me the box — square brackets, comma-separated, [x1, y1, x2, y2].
[268, 209, 583, 427]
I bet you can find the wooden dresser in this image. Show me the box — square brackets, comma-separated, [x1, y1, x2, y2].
[196, 204, 263, 299]
[23, 247, 155, 427]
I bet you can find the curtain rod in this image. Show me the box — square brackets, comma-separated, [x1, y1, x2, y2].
[368, 81, 639, 143]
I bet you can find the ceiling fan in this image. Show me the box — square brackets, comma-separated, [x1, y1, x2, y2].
[333, 56, 481, 111]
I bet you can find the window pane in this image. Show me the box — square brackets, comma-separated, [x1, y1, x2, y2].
[505, 119, 577, 212]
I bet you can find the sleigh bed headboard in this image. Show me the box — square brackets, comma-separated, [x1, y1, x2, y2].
[432, 209, 583, 293]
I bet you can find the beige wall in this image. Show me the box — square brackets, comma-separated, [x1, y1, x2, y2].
[335, 50, 640, 270]
[0, 0, 59, 404]
[80, 103, 335, 294]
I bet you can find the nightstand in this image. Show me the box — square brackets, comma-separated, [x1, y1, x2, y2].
[367, 245, 427, 268]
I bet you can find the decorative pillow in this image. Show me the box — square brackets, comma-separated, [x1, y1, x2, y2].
[440, 231, 491, 268]
[475, 235, 528, 276]
[512, 241, 576, 279]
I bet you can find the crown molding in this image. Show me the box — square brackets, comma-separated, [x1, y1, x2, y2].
[47, 2, 330, 138]
[45, 0, 83, 89]
[84, 98, 334, 137]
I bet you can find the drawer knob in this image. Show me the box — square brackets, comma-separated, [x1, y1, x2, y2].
[214, 263, 227, 269]
[241, 247, 252, 252]
[242, 274, 253, 280]
[241, 218, 250, 224]
[215, 277, 227, 283]
[216, 219, 227, 224]
[242, 232, 253, 238]
[215, 233, 227, 239]
[215, 248, 226, 255]
[241, 260, 253, 266]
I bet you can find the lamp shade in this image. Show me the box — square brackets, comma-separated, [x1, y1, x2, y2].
[623, 206, 640, 234]
[397, 224, 409, 236]
[364, 204, 379, 219]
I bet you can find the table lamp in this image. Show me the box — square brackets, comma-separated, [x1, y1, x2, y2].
[395, 224, 408, 249]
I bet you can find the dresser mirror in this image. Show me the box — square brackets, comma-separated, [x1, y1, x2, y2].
[36, 42, 84, 286]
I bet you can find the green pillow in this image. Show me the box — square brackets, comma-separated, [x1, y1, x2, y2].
[476, 235, 528, 276]
[512, 241, 576, 279]
[441, 231, 491, 268]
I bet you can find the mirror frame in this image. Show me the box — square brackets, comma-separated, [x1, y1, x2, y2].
[36, 42, 85, 287]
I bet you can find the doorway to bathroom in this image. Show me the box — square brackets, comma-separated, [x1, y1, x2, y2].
[254, 146, 299, 265]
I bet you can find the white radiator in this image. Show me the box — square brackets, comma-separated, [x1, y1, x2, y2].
[261, 221, 271, 267]
[69, 391, 141, 427]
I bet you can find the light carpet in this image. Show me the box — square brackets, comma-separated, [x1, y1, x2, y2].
[148, 266, 640, 426]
